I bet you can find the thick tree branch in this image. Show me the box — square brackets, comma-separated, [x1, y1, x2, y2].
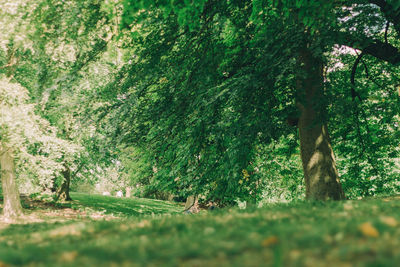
[363, 40, 400, 64]
[334, 1, 400, 65]
[337, 32, 400, 65]
[369, 0, 388, 8]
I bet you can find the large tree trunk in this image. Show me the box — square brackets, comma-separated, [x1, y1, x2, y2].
[0, 146, 23, 219]
[56, 163, 72, 201]
[296, 47, 345, 200]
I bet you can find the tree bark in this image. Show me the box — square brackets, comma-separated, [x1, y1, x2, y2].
[0, 145, 23, 219]
[56, 163, 72, 201]
[296, 47, 345, 200]
[184, 195, 199, 213]
[126, 186, 132, 198]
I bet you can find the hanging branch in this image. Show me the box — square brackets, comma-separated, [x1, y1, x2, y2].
[338, 32, 400, 65]
[384, 21, 390, 44]
[352, 100, 381, 179]
[353, 103, 366, 155]
[349, 50, 381, 179]
[358, 55, 397, 97]
[359, 56, 369, 79]
[350, 51, 364, 101]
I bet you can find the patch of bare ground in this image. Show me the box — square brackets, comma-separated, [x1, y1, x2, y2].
[0, 195, 118, 228]
[380, 195, 400, 201]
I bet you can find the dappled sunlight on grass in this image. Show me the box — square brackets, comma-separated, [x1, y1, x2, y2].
[0, 192, 183, 232]
[70, 192, 182, 217]
[1, 194, 400, 266]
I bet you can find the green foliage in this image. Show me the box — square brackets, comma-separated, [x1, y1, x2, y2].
[101, 1, 304, 205]
[327, 45, 400, 198]
[0, 77, 80, 194]
[110, 0, 400, 202]
[2, 0, 124, 196]
[121, 0, 207, 30]
[2, 0, 400, 205]
[256, 136, 305, 203]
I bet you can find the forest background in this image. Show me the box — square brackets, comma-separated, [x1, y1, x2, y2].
[1, 0, 400, 219]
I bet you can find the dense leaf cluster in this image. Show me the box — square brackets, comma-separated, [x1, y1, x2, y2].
[1, 0, 400, 205]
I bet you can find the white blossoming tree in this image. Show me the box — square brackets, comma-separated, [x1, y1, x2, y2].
[0, 76, 80, 220]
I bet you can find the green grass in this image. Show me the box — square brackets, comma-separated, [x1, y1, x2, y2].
[1, 194, 400, 266]
[70, 192, 182, 217]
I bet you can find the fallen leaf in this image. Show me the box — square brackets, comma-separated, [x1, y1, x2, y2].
[380, 216, 398, 227]
[359, 222, 379, 238]
[0, 261, 9, 267]
[60, 251, 78, 262]
[289, 250, 301, 260]
[262, 236, 279, 247]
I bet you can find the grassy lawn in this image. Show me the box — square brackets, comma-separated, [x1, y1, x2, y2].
[0, 193, 400, 266]
[70, 192, 183, 217]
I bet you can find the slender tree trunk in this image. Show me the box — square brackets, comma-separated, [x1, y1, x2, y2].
[57, 163, 72, 201]
[296, 47, 345, 200]
[0, 146, 23, 219]
[1, 51, 23, 218]
[126, 186, 131, 198]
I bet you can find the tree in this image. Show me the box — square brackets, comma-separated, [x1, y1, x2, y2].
[112, 0, 400, 201]
[272, 0, 400, 199]
[0, 0, 120, 201]
[0, 76, 80, 218]
[2, 0, 397, 207]
[103, 2, 281, 204]
[111, 1, 337, 201]
[327, 44, 400, 198]
[296, 44, 345, 200]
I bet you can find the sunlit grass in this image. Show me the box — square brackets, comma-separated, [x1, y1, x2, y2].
[70, 192, 183, 217]
[1, 193, 400, 266]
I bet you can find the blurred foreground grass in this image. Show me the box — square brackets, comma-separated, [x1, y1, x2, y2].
[1, 193, 400, 266]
